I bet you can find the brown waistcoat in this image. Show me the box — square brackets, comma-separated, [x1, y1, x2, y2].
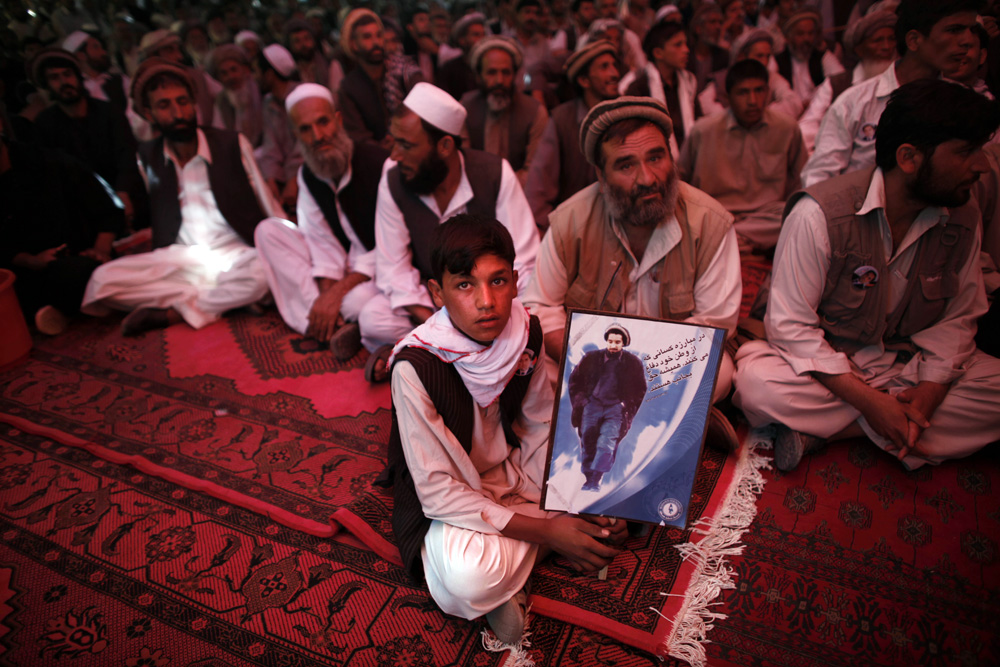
[785, 168, 979, 355]
[549, 181, 733, 320]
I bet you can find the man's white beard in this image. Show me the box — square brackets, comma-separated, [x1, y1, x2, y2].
[860, 58, 892, 81]
[487, 90, 512, 113]
[225, 83, 253, 110]
[303, 130, 354, 183]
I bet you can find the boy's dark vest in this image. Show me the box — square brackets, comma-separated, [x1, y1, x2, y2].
[782, 167, 978, 356]
[137, 127, 264, 249]
[462, 92, 538, 172]
[300, 141, 389, 253]
[385, 149, 503, 280]
[775, 49, 825, 89]
[375, 315, 544, 581]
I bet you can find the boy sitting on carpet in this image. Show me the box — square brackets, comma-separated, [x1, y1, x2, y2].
[377, 215, 627, 647]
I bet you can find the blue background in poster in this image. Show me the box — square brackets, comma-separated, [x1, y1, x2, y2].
[545, 319, 724, 527]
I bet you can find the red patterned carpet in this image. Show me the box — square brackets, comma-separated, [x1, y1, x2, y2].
[0, 311, 761, 666]
[1, 277, 998, 665]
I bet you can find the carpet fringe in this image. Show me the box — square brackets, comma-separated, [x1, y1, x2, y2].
[481, 627, 534, 667]
[659, 426, 773, 667]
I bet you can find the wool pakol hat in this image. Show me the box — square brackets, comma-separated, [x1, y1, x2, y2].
[138, 29, 181, 61]
[579, 96, 674, 166]
[234, 30, 262, 46]
[402, 82, 467, 136]
[729, 28, 774, 64]
[262, 44, 296, 78]
[469, 35, 523, 72]
[452, 12, 486, 41]
[604, 322, 631, 346]
[130, 57, 195, 114]
[285, 82, 335, 113]
[782, 9, 822, 36]
[844, 10, 896, 55]
[62, 30, 91, 53]
[206, 44, 249, 79]
[340, 8, 384, 59]
[564, 39, 616, 83]
[29, 48, 81, 87]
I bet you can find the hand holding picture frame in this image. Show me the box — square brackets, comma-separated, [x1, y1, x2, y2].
[540, 310, 725, 529]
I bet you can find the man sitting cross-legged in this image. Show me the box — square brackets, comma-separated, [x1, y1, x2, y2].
[82, 58, 284, 336]
[254, 84, 388, 360]
[734, 79, 1000, 472]
[376, 215, 626, 648]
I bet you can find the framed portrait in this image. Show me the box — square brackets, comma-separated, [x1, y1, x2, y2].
[539, 310, 725, 528]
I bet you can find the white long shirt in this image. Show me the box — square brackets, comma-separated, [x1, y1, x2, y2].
[767, 169, 986, 384]
[392, 354, 554, 534]
[295, 163, 376, 281]
[373, 153, 539, 311]
[800, 62, 898, 187]
[789, 50, 845, 105]
[151, 129, 283, 251]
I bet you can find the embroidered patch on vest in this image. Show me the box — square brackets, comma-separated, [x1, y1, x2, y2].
[852, 265, 879, 289]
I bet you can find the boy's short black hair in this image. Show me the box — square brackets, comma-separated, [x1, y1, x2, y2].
[430, 214, 516, 283]
[875, 78, 1000, 170]
[642, 20, 685, 61]
[725, 58, 770, 94]
[895, 0, 984, 57]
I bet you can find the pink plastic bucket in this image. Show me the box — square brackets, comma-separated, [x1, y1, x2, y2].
[0, 269, 32, 369]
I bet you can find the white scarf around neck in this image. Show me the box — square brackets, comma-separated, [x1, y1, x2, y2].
[389, 299, 531, 407]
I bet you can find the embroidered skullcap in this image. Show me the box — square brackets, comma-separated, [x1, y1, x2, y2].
[402, 82, 467, 136]
[305, 8, 326, 20]
[284, 18, 314, 42]
[29, 48, 80, 87]
[469, 36, 523, 73]
[729, 28, 774, 64]
[844, 10, 896, 55]
[604, 323, 631, 346]
[262, 44, 296, 78]
[235, 30, 262, 46]
[207, 44, 249, 79]
[285, 82, 335, 114]
[654, 5, 682, 25]
[340, 8, 383, 59]
[579, 96, 674, 166]
[138, 29, 181, 61]
[452, 12, 486, 41]
[782, 8, 822, 36]
[564, 39, 616, 82]
[130, 57, 195, 114]
[62, 30, 90, 53]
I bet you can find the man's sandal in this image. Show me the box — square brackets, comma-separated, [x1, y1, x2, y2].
[364, 344, 394, 383]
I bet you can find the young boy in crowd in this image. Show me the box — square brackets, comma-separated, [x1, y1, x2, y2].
[378, 214, 626, 646]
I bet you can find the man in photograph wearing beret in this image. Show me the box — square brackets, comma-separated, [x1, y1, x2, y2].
[569, 323, 646, 490]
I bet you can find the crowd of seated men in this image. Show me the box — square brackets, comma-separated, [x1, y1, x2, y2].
[4, 0, 1000, 651]
[2, 0, 999, 475]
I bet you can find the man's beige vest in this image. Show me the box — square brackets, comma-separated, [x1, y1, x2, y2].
[548, 181, 733, 320]
[784, 168, 979, 356]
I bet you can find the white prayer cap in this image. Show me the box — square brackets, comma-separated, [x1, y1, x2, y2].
[262, 44, 296, 78]
[285, 82, 335, 113]
[654, 5, 682, 25]
[63, 30, 90, 53]
[235, 30, 262, 45]
[402, 82, 466, 136]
